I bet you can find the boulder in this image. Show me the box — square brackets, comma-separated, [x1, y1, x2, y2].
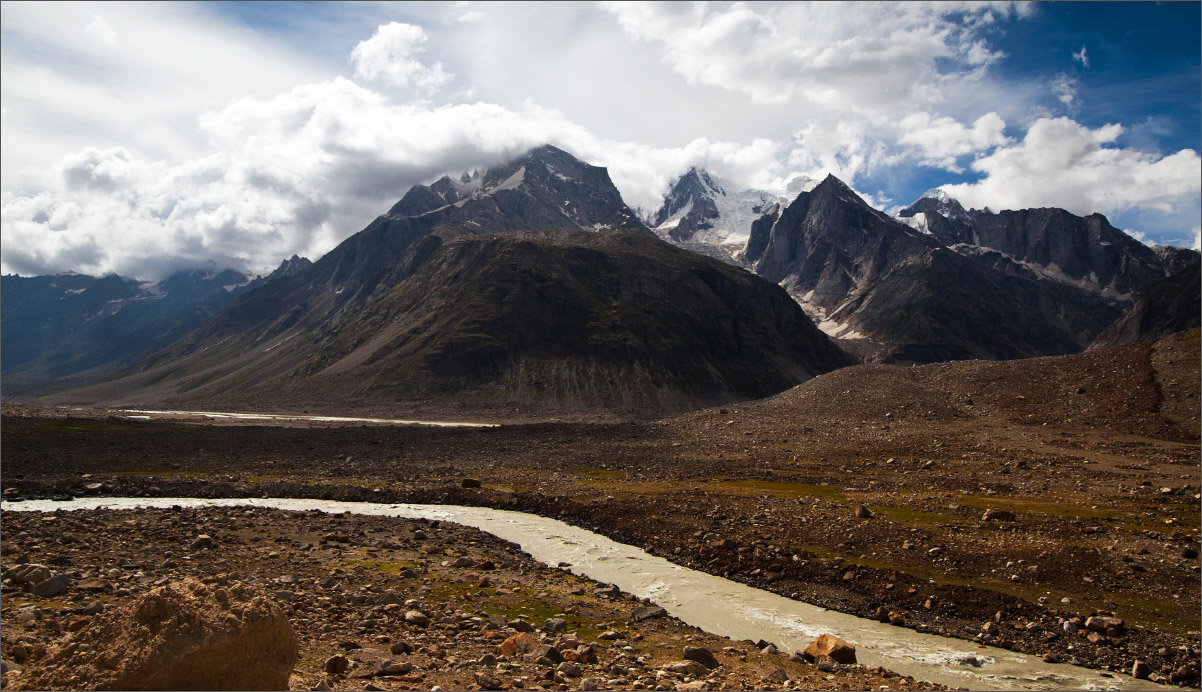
[30, 574, 71, 597]
[803, 634, 857, 665]
[982, 509, 1017, 522]
[497, 632, 539, 657]
[7, 564, 50, 585]
[11, 577, 297, 690]
[683, 646, 720, 669]
[631, 605, 668, 622]
[461, 478, 483, 489]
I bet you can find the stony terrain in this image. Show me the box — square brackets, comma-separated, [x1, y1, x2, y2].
[0, 507, 937, 691]
[2, 331, 1199, 688]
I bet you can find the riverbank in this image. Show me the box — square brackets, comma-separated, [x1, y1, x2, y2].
[1, 503, 939, 692]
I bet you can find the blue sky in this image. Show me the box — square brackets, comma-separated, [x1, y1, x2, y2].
[2, 1, 1199, 279]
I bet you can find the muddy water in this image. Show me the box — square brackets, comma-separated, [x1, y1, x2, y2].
[3, 497, 1162, 691]
[120, 409, 499, 427]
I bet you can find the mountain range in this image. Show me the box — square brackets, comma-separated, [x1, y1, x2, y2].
[3, 144, 1197, 418]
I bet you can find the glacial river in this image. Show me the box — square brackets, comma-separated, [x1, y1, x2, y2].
[2, 497, 1165, 691]
[120, 409, 499, 427]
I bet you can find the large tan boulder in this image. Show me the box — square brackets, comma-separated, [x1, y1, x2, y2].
[12, 578, 297, 690]
[802, 633, 857, 665]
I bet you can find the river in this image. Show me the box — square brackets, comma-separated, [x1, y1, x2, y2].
[2, 497, 1163, 691]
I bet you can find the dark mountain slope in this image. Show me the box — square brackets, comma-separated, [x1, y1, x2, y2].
[59, 230, 852, 419]
[746, 176, 1123, 362]
[1090, 260, 1201, 349]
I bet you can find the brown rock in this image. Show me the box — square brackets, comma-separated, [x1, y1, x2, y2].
[11, 577, 297, 690]
[854, 504, 873, 519]
[982, 509, 1017, 522]
[803, 634, 856, 665]
[325, 655, 350, 675]
[498, 632, 540, 657]
[461, 478, 483, 488]
[76, 578, 114, 593]
[682, 646, 720, 669]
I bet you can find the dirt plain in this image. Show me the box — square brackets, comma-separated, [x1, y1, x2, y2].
[1, 330, 1199, 689]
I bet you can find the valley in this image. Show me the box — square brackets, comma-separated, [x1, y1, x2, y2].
[4, 330, 1198, 689]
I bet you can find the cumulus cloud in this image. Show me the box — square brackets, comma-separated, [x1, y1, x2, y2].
[599, 1, 1021, 108]
[898, 112, 1009, 170]
[942, 117, 1202, 219]
[351, 22, 452, 91]
[2, 77, 784, 279]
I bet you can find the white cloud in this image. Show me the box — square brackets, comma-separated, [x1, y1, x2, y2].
[351, 22, 452, 91]
[1192, 227, 1201, 252]
[1072, 45, 1089, 68]
[2, 77, 783, 279]
[1051, 72, 1078, 110]
[84, 13, 118, 46]
[448, 2, 483, 23]
[898, 112, 1009, 170]
[943, 117, 1202, 220]
[599, 1, 1021, 109]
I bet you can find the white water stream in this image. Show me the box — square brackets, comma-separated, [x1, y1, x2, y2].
[119, 409, 499, 428]
[2, 497, 1165, 691]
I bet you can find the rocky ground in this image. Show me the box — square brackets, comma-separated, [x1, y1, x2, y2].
[2, 332, 1199, 688]
[0, 506, 937, 691]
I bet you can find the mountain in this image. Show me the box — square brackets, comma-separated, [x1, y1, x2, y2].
[897, 191, 1193, 300]
[744, 175, 1133, 363]
[1090, 259, 1201, 349]
[44, 146, 852, 419]
[648, 168, 815, 264]
[0, 259, 316, 397]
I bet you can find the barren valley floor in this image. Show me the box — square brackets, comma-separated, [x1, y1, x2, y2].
[2, 332, 1199, 689]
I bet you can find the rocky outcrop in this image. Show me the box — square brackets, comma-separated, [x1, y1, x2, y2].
[11, 578, 298, 691]
[1090, 260, 1201, 349]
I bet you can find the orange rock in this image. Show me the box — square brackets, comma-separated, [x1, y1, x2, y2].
[803, 633, 857, 665]
[497, 632, 539, 657]
[66, 618, 90, 632]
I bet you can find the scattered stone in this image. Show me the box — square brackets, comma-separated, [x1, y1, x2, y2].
[30, 574, 70, 597]
[8, 564, 51, 585]
[325, 655, 350, 674]
[375, 659, 415, 676]
[189, 534, 215, 551]
[1085, 616, 1124, 634]
[767, 668, 790, 683]
[532, 644, 564, 664]
[632, 605, 668, 622]
[509, 618, 534, 633]
[498, 632, 540, 657]
[75, 578, 114, 592]
[556, 661, 582, 678]
[665, 660, 709, 677]
[682, 646, 720, 669]
[803, 634, 856, 665]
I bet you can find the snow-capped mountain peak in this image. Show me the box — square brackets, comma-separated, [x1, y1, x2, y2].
[650, 168, 796, 260]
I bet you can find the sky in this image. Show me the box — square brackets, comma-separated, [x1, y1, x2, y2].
[1, 1, 1199, 280]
